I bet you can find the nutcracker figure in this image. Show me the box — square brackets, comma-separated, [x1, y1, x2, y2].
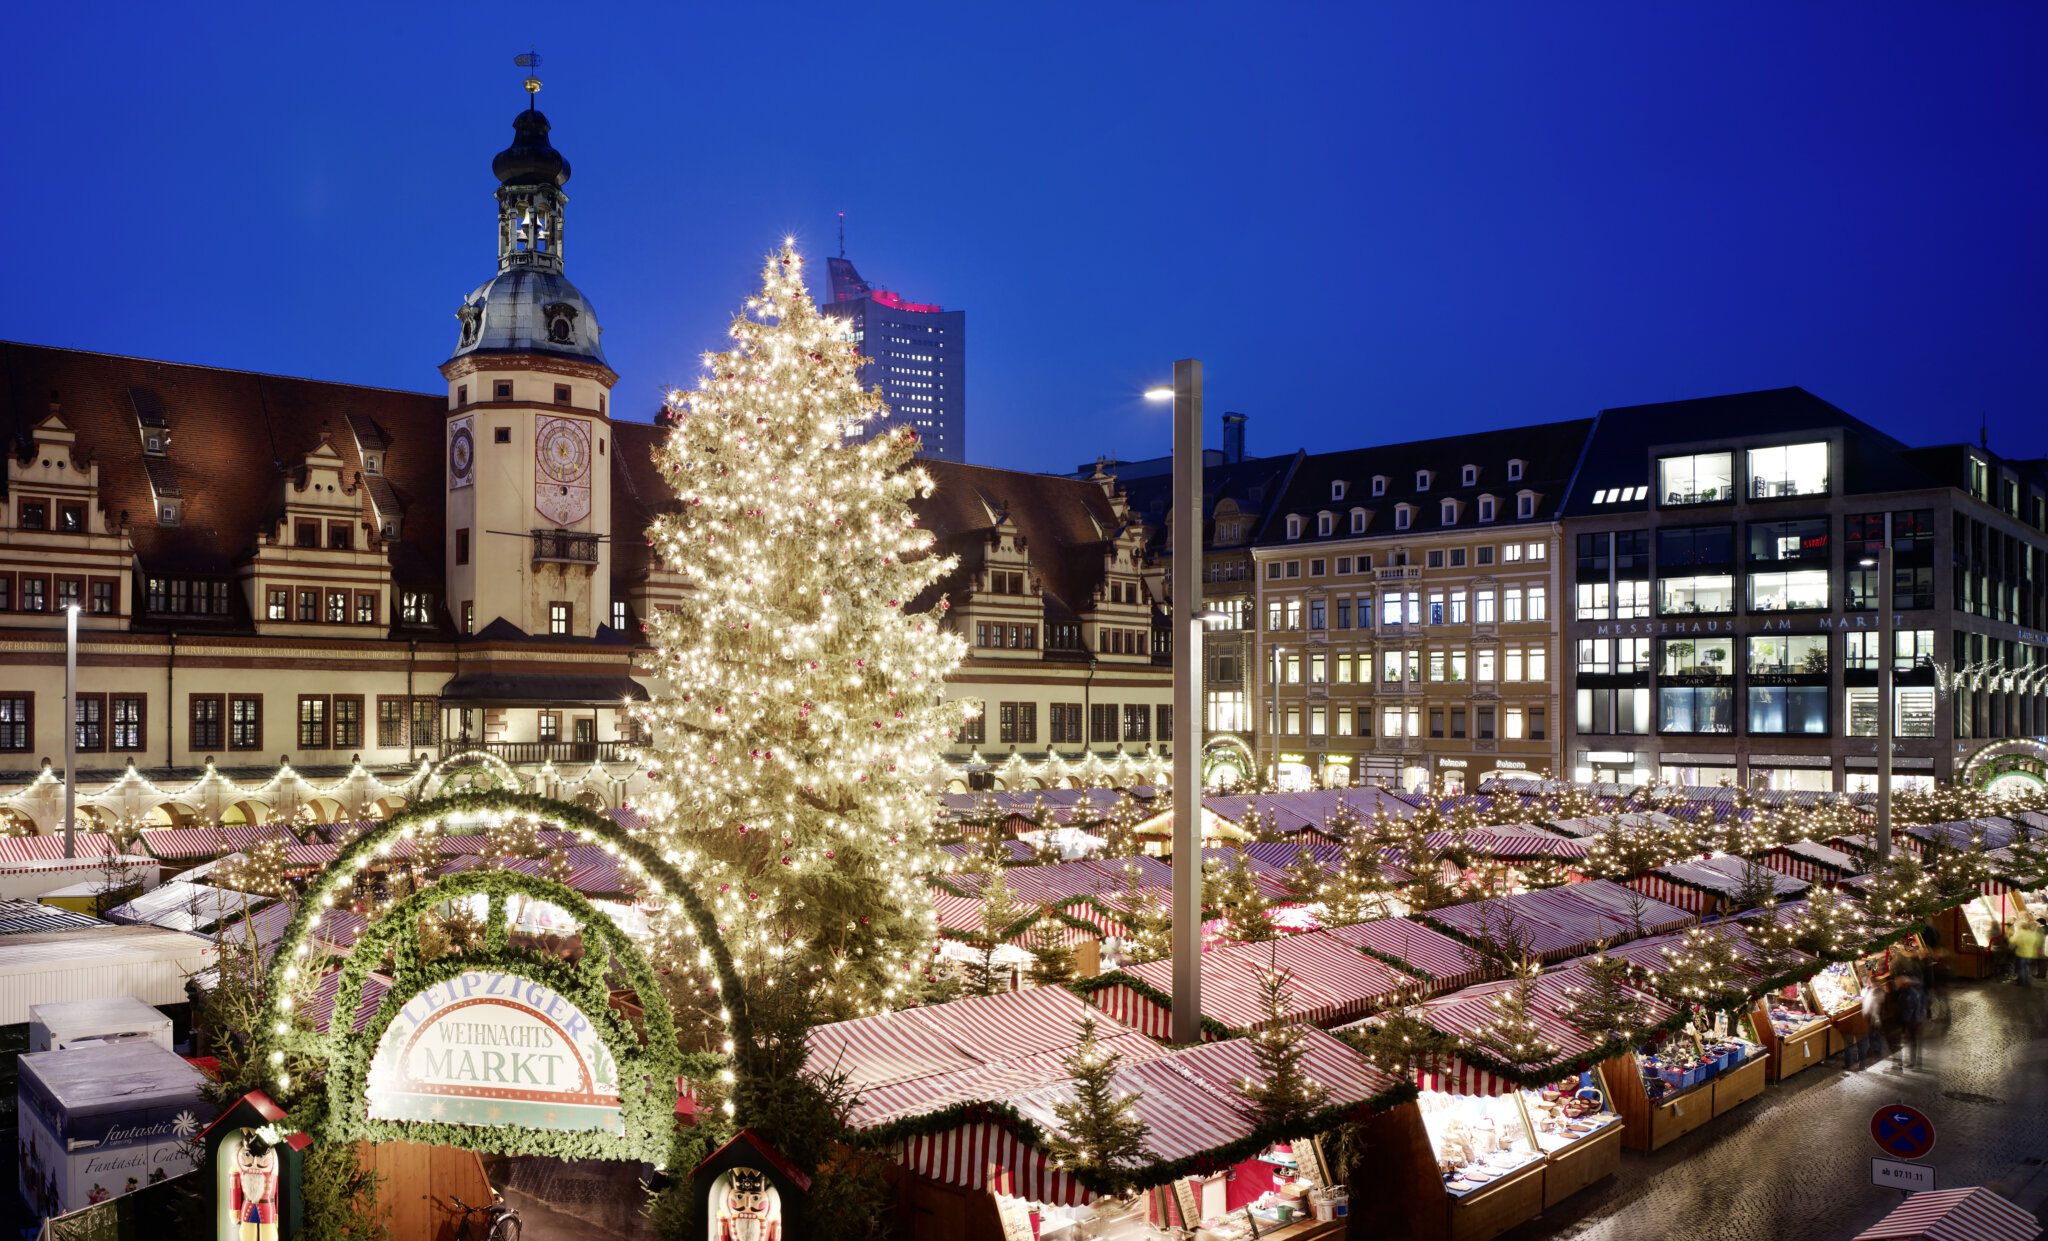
[716, 1167, 780, 1241]
[230, 1134, 280, 1241]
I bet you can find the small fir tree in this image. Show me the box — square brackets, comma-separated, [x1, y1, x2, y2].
[1100, 794, 1144, 857]
[1861, 852, 1938, 926]
[1650, 926, 1750, 1013]
[1319, 826, 1398, 926]
[1323, 794, 1363, 839]
[1793, 885, 1863, 959]
[968, 870, 1028, 996]
[1116, 863, 1175, 965]
[1339, 982, 1458, 1080]
[1043, 1017, 1154, 1197]
[1558, 945, 1649, 1045]
[1235, 959, 1331, 1132]
[1207, 850, 1279, 943]
[1742, 898, 1809, 983]
[1729, 858, 1786, 913]
[1466, 960, 1560, 1074]
[1025, 905, 1080, 988]
[1281, 841, 1329, 907]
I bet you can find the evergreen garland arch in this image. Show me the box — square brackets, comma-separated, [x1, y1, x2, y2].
[251, 791, 749, 1163]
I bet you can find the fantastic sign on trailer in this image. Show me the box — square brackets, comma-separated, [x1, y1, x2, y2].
[365, 970, 623, 1133]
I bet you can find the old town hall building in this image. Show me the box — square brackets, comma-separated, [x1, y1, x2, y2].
[0, 103, 685, 831]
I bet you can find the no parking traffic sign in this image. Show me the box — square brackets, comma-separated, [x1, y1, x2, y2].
[1870, 1104, 1937, 1161]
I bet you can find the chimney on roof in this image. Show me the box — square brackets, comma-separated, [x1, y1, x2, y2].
[1222, 412, 1247, 464]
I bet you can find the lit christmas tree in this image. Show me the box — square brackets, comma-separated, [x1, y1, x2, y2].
[1318, 824, 1398, 926]
[1235, 958, 1330, 1131]
[1100, 793, 1144, 857]
[968, 870, 1029, 996]
[1466, 960, 1560, 1075]
[1043, 1017, 1154, 1197]
[1557, 944, 1650, 1045]
[1114, 862, 1174, 964]
[1024, 905, 1080, 987]
[1792, 885, 1863, 959]
[1207, 850, 1279, 943]
[1280, 841, 1329, 907]
[635, 244, 967, 1022]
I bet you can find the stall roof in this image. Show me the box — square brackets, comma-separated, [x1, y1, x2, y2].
[105, 881, 273, 933]
[137, 823, 301, 861]
[1325, 918, 1484, 990]
[0, 899, 106, 936]
[0, 924, 216, 1023]
[0, 834, 120, 863]
[1005, 1026, 1404, 1167]
[1848, 1186, 2040, 1241]
[811, 986, 1166, 1131]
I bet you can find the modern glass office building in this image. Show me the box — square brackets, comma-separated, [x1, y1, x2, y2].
[1560, 387, 2048, 791]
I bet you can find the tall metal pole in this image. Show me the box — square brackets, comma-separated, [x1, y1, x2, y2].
[63, 606, 78, 859]
[1876, 543, 1894, 860]
[1169, 359, 1204, 1045]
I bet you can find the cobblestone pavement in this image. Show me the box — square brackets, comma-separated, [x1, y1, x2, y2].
[1505, 980, 2048, 1241]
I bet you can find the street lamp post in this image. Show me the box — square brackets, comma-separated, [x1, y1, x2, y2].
[1149, 362, 1204, 1044]
[63, 605, 78, 859]
[1861, 544, 1893, 859]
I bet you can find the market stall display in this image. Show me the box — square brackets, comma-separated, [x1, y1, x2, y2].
[17, 1040, 218, 1221]
[1749, 986, 1832, 1080]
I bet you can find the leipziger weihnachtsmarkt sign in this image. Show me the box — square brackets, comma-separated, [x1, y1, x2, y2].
[365, 969, 623, 1133]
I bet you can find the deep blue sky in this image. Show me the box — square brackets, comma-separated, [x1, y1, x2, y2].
[12, 4, 2046, 472]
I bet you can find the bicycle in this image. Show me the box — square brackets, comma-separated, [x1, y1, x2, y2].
[448, 1193, 522, 1241]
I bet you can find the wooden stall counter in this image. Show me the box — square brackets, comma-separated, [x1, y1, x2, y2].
[1449, 1159, 1545, 1241]
[1709, 1053, 1768, 1116]
[1540, 1123, 1622, 1209]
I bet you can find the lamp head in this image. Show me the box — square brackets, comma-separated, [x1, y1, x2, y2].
[1144, 386, 1174, 403]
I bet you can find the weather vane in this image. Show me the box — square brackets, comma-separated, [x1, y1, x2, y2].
[515, 48, 542, 99]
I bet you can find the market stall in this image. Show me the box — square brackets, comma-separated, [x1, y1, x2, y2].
[1325, 917, 1490, 994]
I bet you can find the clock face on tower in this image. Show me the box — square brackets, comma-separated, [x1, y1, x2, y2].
[448, 417, 475, 490]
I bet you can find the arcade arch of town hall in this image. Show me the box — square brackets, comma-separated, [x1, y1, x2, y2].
[249, 790, 742, 1169]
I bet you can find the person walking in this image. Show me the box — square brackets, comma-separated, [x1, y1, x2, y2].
[2017, 918, 2045, 987]
[1888, 973, 1928, 1071]
[1853, 974, 1885, 1070]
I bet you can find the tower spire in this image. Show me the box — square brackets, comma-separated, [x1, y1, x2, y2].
[515, 48, 543, 108]
[839, 211, 845, 259]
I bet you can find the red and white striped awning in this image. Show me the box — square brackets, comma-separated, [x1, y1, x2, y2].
[1327, 918, 1483, 992]
[1628, 874, 1716, 914]
[140, 823, 299, 861]
[0, 833, 118, 862]
[894, 1121, 1089, 1207]
[1850, 1187, 2040, 1241]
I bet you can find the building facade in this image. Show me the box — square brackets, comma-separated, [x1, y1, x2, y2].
[1249, 423, 1591, 792]
[1112, 420, 1300, 789]
[913, 462, 1173, 790]
[1560, 388, 2048, 791]
[821, 254, 966, 463]
[0, 102, 686, 832]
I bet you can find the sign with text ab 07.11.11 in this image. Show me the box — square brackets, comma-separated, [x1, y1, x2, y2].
[1872, 1158, 1936, 1193]
[364, 970, 623, 1133]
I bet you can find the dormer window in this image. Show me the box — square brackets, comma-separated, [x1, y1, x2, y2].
[1517, 490, 1539, 519]
[1462, 465, 1478, 486]
[364, 456, 380, 474]
[144, 433, 165, 456]
[1286, 515, 1303, 540]
[159, 501, 181, 527]
[1478, 496, 1497, 523]
[1507, 459, 1525, 481]
[1317, 512, 1334, 536]
[1350, 508, 1367, 534]
[1395, 505, 1412, 531]
[381, 518, 398, 539]
[1330, 480, 1347, 501]
[1416, 470, 1433, 492]
[1441, 499, 1459, 526]
[1372, 476, 1387, 496]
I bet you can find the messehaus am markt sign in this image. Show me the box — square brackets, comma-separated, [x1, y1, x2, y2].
[365, 970, 622, 1134]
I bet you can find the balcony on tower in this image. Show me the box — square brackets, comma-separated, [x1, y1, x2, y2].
[531, 527, 599, 566]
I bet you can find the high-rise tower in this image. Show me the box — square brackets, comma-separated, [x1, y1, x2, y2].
[819, 247, 965, 463]
[438, 99, 617, 640]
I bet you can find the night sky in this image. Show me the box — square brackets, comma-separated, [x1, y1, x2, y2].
[12, 5, 2046, 473]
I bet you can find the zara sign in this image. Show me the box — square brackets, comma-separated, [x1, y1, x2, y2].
[364, 970, 622, 1134]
